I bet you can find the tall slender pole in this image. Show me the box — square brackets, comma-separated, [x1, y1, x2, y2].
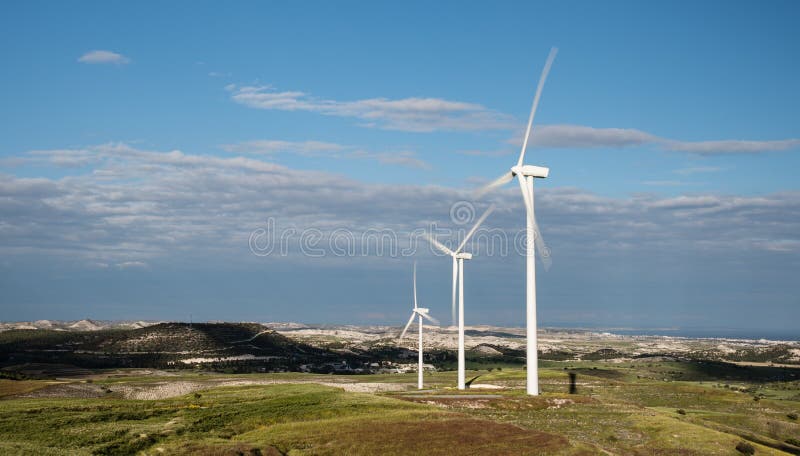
[457, 258, 465, 390]
[418, 314, 423, 390]
[526, 176, 539, 396]
[451, 258, 458, 327]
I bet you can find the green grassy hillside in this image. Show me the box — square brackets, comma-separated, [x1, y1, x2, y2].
[1, 360, 799, 455]
[0, 382, 592, 455]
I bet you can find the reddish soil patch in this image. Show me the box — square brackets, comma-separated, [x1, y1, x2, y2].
[174, 443, 283, 456]
[367, 417, 569, 453]
[175, 416, 573, 455]
[275, 416, 571, 455]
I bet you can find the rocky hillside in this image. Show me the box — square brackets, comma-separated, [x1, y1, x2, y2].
[0, 323, 335, 371]
[0, 319, 158, 332]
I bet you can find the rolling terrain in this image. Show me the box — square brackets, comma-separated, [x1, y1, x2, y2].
[0, 362, 799, 454]
[0, 323, 341, 373]
[2, 322, 800, 454]
[3, 322, 799, 375]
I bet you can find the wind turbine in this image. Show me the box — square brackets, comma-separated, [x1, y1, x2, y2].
[399, 261, 439, 390]
[424, 204, 495, 390]
[475, 47, 557, 396]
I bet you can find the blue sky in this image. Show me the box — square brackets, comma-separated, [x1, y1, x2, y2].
[1, 1, 799, 334]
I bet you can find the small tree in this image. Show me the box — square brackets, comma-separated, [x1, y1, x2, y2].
[735, 441, 755, 455]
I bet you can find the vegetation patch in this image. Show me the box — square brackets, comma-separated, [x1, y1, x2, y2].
[1, 358, 799, 454]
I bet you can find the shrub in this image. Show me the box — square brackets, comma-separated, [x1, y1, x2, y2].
[788, 412, 798, 420]
[735, 441, 755, 455]
[786, 438, 800, 447]
[676, 409, 686, 415]
[194, 392, 202, 399]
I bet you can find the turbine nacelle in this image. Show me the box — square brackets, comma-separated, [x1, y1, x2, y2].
[511, 165, 550, 179]
[399, 262, 439, 340]
[422, 204, 494, 358]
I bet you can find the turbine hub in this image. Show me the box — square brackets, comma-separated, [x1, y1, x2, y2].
[454, 252, 473, 260]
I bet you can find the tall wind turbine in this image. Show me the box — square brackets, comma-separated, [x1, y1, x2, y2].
[424, 204, 495, 390]
[475, 47, 557, 396]
[399, 261, 439, 390]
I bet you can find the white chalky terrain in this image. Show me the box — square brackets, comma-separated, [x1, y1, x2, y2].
[2, 320, 798, 366]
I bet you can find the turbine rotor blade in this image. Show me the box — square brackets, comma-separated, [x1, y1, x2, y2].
[417, 311, 439, 325]
[473, 171, 513, 199]
[399, 312, 416, 340]
[423, 233, 455, 256]
[518, 175, 552, 271]
[456, 204, 496, 253]
[533, 216, 553, 271]
[516, 175, 535, 228]
[517, 47, 558, 168]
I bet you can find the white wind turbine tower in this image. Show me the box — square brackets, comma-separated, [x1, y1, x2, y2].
[476, 47, 558, 396]
[424, 204, 495, 390]
[399, 261, 439, 390]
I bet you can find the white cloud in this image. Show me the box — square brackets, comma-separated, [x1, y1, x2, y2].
[505, 124, 800, 155]
[752, 239, 800, 253]
[221, 139, 430, 169]
[226, 85, 515, 132]
[530, 125, 656, 148]
[116, 261, 147, 269]
[78, 50, 131, 65]
[347, 150, 432, 170]
[674, 166, 723, 175]
[662, 139, 800, 155]
[226, 83, 799, 153]
[222, 140, 346, 155]
[1, 142, 798, 271]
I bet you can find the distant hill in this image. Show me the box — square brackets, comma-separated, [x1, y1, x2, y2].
[0, 319, 160, 332]
[2, 321, 798, 375]
[0, 323, 339, 372]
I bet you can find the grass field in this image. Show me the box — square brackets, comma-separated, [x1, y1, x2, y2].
[1, 360, 799, 455]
